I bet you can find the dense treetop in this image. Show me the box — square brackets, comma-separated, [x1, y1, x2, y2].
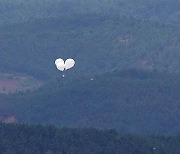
[0, 122, 180, 154]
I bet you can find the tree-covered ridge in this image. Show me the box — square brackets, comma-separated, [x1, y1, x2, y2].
[0, 123, 179, 154]
[1, 70, 179, 135]
[0, 15, 179, 79]
[0, 0, 179, 25]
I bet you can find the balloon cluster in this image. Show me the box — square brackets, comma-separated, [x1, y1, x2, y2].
[55, 58, 75, 72]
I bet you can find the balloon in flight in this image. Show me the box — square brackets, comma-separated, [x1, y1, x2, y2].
[64, 58, 75, 70]
[55, 58, 75, 72]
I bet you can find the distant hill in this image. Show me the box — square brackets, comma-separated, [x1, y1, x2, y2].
[0, 123, 179, 154]
[0, 72, 43, 94]
[0, 15, 179, 79]
[0, 0, 179, 25]
[1, 70, 179, 135]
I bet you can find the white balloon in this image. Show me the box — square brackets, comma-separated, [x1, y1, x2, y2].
[55, 58, 64, 65]
[65, 59, 75, 70]
[55, 58, 75, 72]
[55, 58, 65, 71]
[56, 62, 65, 71]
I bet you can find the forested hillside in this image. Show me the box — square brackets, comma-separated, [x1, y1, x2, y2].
[0, 123, 179, 154]
[0, 1, 179, 153]
[0, 0, 179, 25]
[0, 15, 179, 79]
[1, 70, 179, 135]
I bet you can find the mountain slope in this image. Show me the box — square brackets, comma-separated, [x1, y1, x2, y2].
[0, 0, 179, 25]
[0, 16, 179, 79]
[1, 70, 179, 135]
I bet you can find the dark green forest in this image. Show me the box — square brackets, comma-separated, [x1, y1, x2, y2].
[0, 0, 179, 25]
[0, 123, 179, 154]
[0, 1, 179, 153]
[0, 15, 179, 79]
[1, 70, 179, 135]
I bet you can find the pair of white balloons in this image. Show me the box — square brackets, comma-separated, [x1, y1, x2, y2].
[55, 58, 75, 71]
